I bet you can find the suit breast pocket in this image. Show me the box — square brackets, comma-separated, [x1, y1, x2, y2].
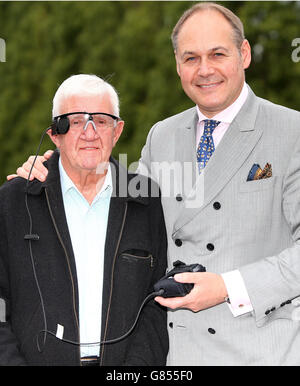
[240, 176, 276, 193]
[121, 249, 154, 268]
[115, 250, 155, 304]
[233, 176, 280, 244]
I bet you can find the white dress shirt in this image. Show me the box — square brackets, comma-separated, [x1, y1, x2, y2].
[59, 158, 112, 357]
[196, 83, 253, 316]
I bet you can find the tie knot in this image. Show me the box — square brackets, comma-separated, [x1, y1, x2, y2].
[203, 119, 220, 135]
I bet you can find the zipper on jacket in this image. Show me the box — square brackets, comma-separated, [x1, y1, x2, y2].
[45, 188, 81, 364]
[100, 202, 128, 366]
[122, 253, 154, 267]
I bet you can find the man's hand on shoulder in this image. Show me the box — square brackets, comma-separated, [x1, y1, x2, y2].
[6, 150, 53, 182]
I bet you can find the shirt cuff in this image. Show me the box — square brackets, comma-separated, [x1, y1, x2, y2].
[221, 270, 253, 317]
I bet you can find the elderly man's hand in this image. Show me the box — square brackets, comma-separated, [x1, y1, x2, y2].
[7, 150, 53, 182]
[155, 272, 227, 312]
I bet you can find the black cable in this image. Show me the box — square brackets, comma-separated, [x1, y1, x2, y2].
[24, 127, 51, 347]
[25, 127, 50, 192]
[36, 289, 164, 352]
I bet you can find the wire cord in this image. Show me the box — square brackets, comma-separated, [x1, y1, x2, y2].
[36, 290, 164, 352]
[24, 127, 51, 348]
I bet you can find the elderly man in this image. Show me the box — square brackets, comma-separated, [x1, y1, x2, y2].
[10, 3, 300, 365]
[0, 74, 168, 366]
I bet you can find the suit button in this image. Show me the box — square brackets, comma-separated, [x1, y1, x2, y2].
[176, 194, 183, 202]
[213, 202, 221, 210]
[175, 239, 182, 247]
[207, 243, 214, 251]
[208, 328, 216, 334]
[169, 322, 173, 328]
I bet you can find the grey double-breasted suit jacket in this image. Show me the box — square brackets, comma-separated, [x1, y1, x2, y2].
[138, 86, 300, 365]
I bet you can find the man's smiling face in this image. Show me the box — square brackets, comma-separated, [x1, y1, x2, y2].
[50, 94, 124, 177]
[175, 9, 251, 117]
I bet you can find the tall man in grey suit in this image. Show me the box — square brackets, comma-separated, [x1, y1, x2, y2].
[9, 2, 300, 365]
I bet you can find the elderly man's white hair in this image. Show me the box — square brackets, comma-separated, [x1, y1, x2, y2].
[52, 74, 120, 118]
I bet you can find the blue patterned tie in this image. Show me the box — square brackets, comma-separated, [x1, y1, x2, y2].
[196, 119, 220, 173]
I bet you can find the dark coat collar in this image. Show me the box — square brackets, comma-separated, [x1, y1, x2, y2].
[25, 149, 150, 206]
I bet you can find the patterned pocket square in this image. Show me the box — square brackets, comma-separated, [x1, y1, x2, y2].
[247, 163, 272, 181]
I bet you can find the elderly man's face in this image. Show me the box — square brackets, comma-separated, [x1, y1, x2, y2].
[175, 10, 251, 117]
[51, 94, 124, 176]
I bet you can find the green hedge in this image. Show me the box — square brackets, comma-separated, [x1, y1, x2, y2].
[0, 1, 299, 183]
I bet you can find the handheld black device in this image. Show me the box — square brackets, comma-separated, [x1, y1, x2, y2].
[154, 260, 206, 298]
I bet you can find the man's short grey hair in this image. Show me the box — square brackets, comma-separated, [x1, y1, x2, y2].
[52, 74, 120, 118]
[171, 2, 245, 52]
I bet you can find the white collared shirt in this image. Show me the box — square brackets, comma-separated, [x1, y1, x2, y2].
[196, 83, 253, 317]
[196, 82, 249, 149]
[59, 158, 112, 356]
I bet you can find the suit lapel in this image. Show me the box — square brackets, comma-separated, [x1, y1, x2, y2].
[173, 109, 198, 199]
[174, 89, 263, 233]
[101, 195, 127, 337]
[101, 158, 128, 338]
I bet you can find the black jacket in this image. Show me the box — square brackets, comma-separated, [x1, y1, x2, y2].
[0, 151, 168, 366]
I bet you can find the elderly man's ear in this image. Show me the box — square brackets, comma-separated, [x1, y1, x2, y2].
[47, 130, 61, 148]
[112, 120, 124, 147]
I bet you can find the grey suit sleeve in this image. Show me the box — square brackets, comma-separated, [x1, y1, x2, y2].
[239, 134, 300, 326]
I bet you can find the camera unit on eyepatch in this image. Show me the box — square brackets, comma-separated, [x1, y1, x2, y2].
[51, 115, 70, 135]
